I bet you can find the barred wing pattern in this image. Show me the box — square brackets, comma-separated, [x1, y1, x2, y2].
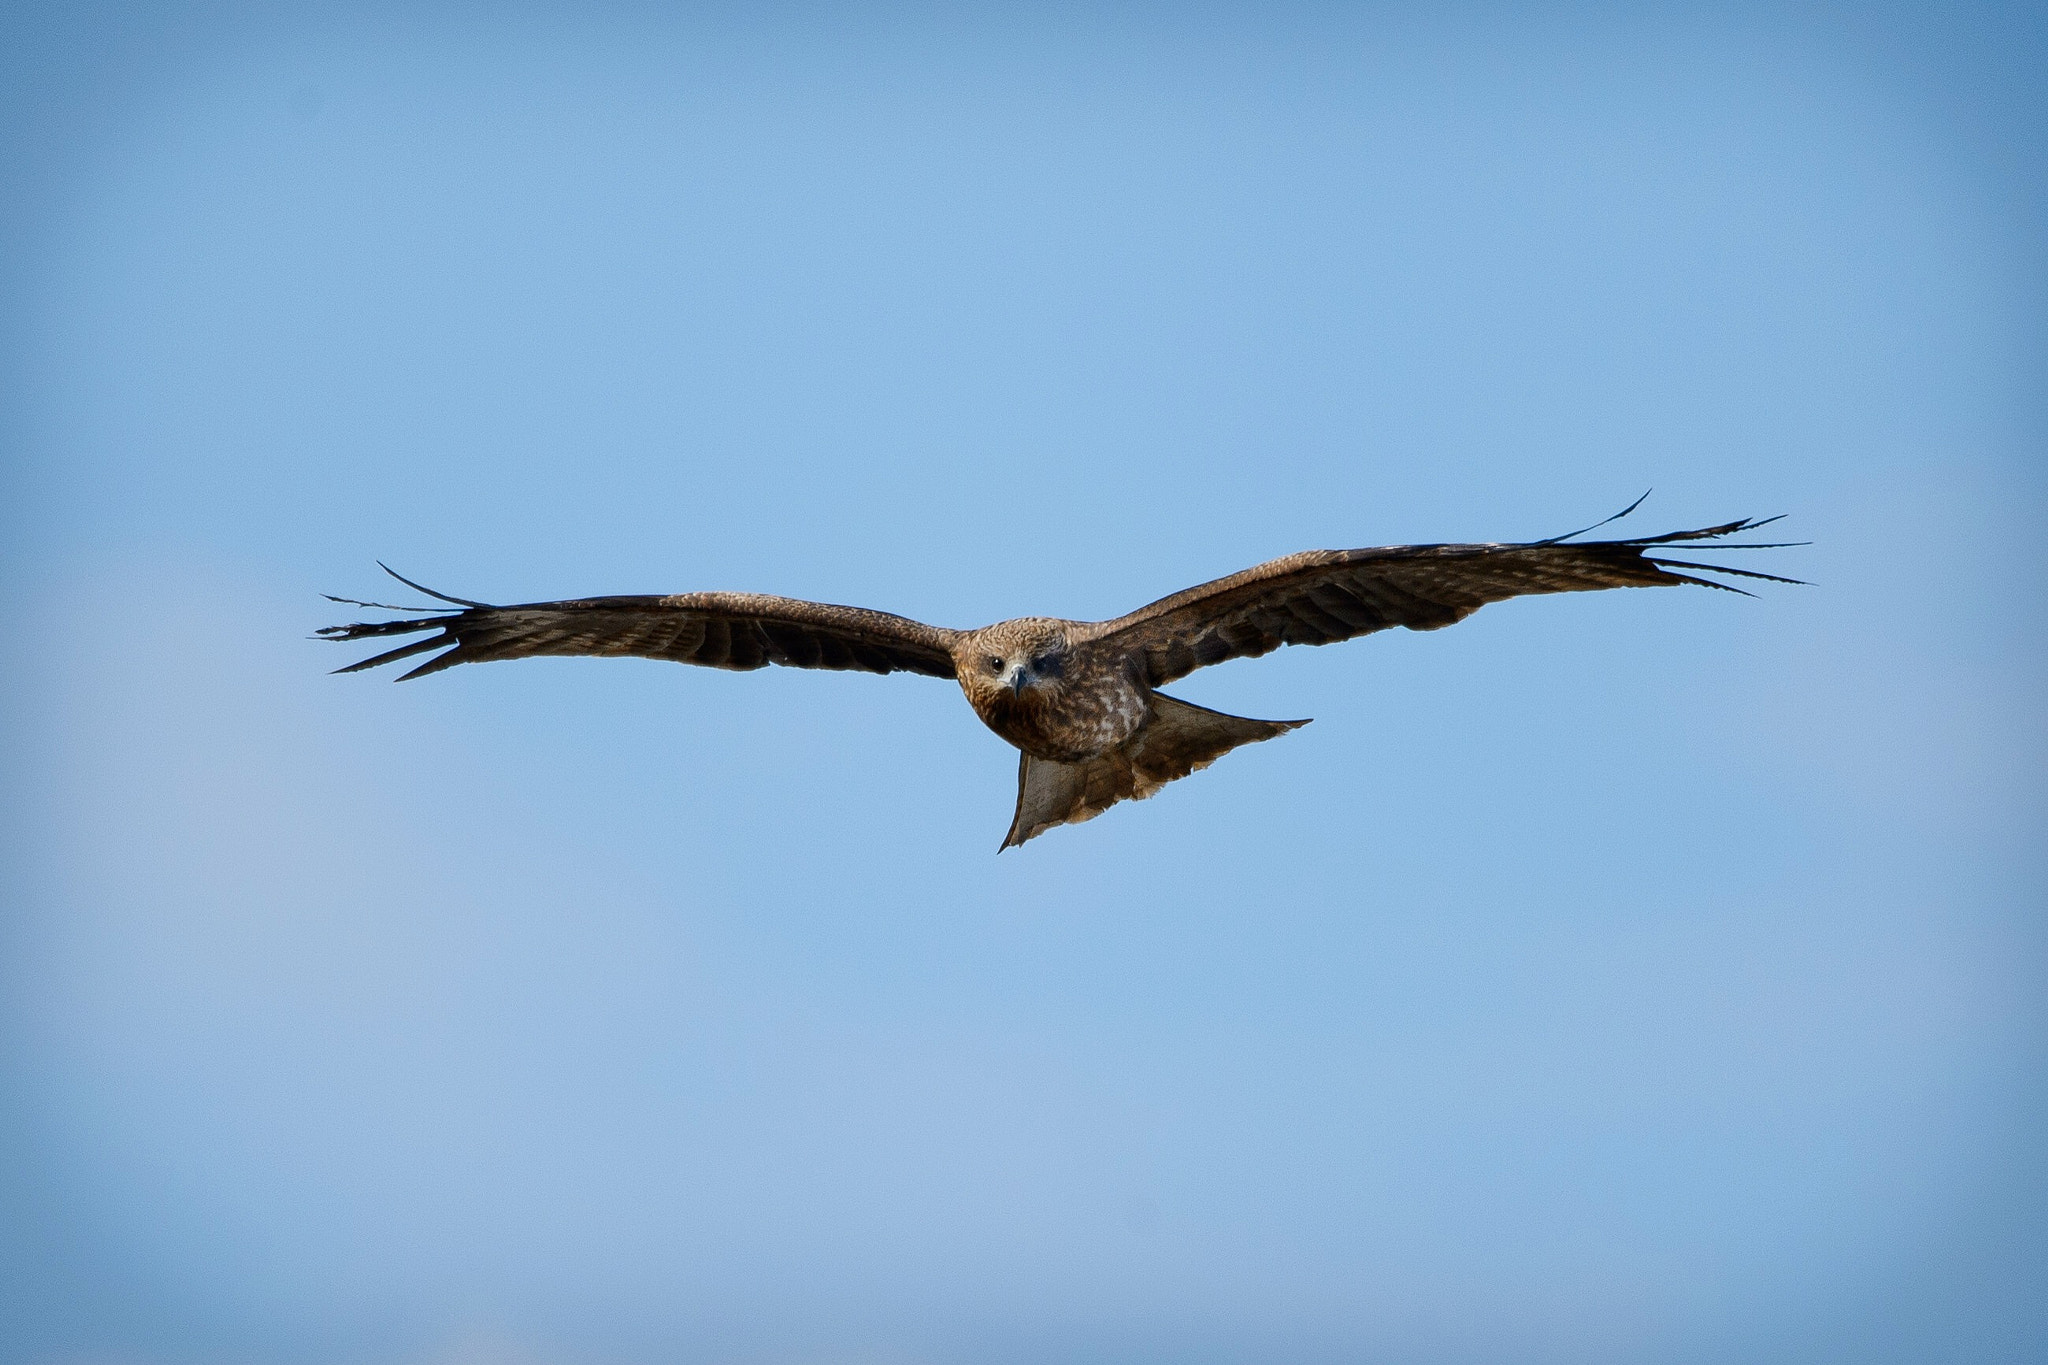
[1083, 518, 1798, 688]
[320, 575, 960, 681]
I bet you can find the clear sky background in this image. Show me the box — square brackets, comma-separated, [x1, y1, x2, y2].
[1, 3, 2043, 1363]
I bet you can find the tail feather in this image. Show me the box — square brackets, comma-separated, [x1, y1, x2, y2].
[1000, 693, 1308, 849]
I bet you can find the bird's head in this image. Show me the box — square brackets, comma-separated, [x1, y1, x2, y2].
[957, 618, 1072, 710]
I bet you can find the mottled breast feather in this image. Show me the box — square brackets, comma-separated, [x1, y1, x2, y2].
[970, 644, 1150, 763]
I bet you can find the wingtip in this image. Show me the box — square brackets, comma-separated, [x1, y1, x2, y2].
[329, 634, 450, 675]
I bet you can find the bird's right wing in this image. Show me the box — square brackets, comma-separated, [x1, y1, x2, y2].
[1079, 512, 1799, 688]
[320, 570, 962, 680]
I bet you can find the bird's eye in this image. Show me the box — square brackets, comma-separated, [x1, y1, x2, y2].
[986, 656, 1003, 672]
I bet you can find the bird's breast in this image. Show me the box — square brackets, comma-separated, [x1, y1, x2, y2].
[972, 667, 1151, 762]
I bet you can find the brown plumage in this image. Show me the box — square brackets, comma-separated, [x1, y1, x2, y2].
[321, 505, 1798, 848]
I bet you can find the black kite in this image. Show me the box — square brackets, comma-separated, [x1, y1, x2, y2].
[323, 503, 1796, 847]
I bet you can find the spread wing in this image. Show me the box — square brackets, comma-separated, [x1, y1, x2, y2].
[319, 568, 961, 680]
[1079, 510, 1801, 688]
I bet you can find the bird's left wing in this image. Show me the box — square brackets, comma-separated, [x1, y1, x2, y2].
[320, 572, 962, 680]
[1077, 514, 1799, 688]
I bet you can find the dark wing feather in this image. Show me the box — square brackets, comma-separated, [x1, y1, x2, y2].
[320, 581, 961, 681]
[1079, 517, 1800, 687]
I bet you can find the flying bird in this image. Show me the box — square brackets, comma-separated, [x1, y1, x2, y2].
[322, 502, 1797, 848]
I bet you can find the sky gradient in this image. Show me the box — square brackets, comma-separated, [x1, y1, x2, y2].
[2, 4, 2044, 1363]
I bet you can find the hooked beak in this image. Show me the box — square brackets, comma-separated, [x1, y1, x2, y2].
[1007, 665, 1029, 697]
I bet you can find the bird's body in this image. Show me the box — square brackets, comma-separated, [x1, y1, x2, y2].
[954, 619, 1148, 762]
[323, 506, 1796, 847]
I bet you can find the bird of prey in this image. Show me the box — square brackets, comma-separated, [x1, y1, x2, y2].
[322, 502, 1796, 848]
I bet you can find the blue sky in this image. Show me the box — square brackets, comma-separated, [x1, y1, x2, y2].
[2, 4, 2043, 1363]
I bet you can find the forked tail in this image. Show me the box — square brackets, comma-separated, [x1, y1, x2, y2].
[1001, 693, 1309, 849]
